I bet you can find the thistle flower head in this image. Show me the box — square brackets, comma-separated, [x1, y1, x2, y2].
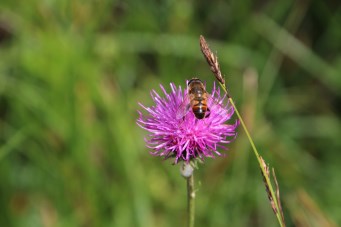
[137, 81, 238, 163]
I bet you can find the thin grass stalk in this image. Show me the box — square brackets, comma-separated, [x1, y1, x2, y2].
[220, 82, 285, 227]
[199, 34, 285, 227]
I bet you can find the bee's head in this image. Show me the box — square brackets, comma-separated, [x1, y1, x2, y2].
[187, 77, 202, 86]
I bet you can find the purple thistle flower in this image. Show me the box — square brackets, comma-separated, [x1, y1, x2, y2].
[137, 81, 238, 163]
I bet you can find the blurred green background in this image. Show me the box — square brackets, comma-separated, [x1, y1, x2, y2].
[0, 0, 340, 226]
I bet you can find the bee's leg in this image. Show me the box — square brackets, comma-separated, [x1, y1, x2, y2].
[205, 108, 211, 118]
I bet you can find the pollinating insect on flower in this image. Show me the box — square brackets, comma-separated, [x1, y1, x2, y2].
[137, 78, 238, 163]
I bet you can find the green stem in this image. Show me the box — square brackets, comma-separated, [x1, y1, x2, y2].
[220, 83, 285, 227]
[187, 173, 195, 227]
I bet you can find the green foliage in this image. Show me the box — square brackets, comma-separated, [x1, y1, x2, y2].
[0, 0, 340, 226]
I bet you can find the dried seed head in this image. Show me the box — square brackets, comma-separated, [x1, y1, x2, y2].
[199, 35, 225, 85]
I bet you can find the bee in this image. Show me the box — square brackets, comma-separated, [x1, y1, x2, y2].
[176, 78, 211, 120]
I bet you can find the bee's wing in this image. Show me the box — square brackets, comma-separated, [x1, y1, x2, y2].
[176, 93, 191, 120]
